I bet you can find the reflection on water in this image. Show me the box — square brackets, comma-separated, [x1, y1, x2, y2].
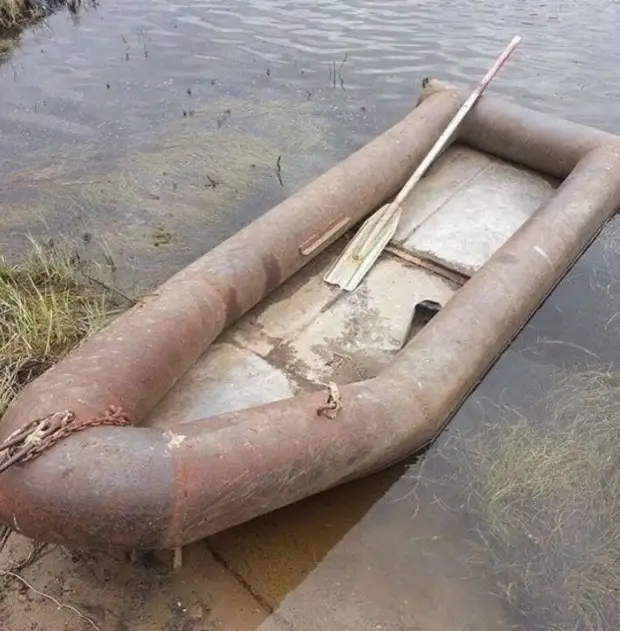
[2, 0, 620, 629]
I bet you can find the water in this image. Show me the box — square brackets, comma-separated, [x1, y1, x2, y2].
[2, 1, 620, 629]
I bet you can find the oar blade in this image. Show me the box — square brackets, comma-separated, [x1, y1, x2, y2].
[323, 205, 401, 291]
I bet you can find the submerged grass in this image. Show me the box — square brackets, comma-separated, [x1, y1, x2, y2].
[418, 368, 620, 631]
[1, 98, 330, 292]
[0, 241, 123, 416]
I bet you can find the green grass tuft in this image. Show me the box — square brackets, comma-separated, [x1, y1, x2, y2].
[0, 241, 122, 416]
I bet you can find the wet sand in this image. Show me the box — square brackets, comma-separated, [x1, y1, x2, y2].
[0, 460, 521, 631]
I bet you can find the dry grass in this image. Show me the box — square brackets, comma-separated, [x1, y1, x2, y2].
[0, 0, 88, 31]
[0, 0, 28, 29]
[0, 34, 17, 61]
[418, 368, 620, 631]
[0, 241, 123, 416]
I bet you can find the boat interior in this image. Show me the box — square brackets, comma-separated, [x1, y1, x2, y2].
[144, 143, 558, 429]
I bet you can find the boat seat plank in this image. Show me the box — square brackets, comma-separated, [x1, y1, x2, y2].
[146, 342, 298, 428]
[392, 144, 557, 275]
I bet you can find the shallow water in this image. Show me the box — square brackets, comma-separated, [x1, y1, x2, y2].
[2, 1, 620, 629]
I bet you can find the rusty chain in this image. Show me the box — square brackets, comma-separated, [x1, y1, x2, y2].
[0, 406, 130, 476]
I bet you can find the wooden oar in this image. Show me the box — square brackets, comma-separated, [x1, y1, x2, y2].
[324, 35, 521, 292]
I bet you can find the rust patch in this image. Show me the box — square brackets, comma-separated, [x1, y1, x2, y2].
[224, 286, 244, 325]
[265, 340, 316, 386]
[325, 349, 387, 383]
[262, 252, 283, 295]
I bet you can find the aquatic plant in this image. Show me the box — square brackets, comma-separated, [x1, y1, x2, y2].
[0, 241, 123, 416]
[416, 367, 620, 631]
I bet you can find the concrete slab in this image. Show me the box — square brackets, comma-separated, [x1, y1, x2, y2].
[209, 465, 520, 631]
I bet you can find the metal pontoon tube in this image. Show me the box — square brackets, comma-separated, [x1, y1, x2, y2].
[418, 79, 616, 178]
[1, 83, 619, 549]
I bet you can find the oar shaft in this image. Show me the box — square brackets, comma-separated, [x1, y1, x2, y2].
[354, 36, 521, 259]
[395, 36, 521, 207]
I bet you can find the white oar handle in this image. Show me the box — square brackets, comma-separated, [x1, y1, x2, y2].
[354, 35, 521, 260]
[393, 35, 521, 208]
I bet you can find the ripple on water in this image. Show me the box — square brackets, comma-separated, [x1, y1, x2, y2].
[2, 0, 620, 156]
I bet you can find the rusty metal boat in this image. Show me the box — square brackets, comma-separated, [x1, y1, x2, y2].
[1, 79, 620, 551]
